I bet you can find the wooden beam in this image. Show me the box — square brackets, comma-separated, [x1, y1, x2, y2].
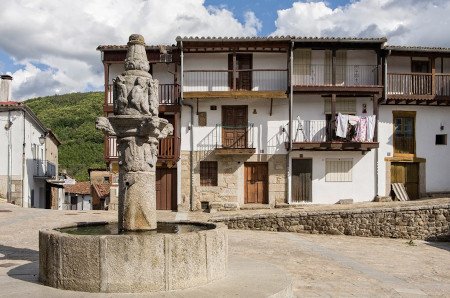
[331, 93, 336, 136]
[373, 94, 379, 142]
[332, 49, 336, 86]
[183, 91, 288, 99]
[232, 52, 237, 91]
[431, 57, 436, 96]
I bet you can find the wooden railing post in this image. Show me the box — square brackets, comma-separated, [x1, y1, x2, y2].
[331, 93, 336, 141]
[331, 50, 336, 86]
[373, 94, 379, 142]
[431, 57, 436, 95]
[232, 52, 237, 91]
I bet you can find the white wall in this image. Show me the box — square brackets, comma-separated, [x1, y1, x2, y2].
[290, 151, 376, 204]
[378, 105, 450, 194]
[180, 98, 288, 154]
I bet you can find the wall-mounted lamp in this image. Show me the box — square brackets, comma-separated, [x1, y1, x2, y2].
[362, 103, 367, 114]
[39, 134, 46, 145]
[253, 109, 257, 114]
[440, 122, 445, 131]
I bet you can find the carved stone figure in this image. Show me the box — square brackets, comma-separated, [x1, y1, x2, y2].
[96, 34, 173, 231]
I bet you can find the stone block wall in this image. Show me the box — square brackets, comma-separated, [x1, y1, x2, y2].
[212, 204, 450, 240]
[180, 151, 286, 210]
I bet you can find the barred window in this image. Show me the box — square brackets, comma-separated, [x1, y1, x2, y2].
[200, 161, 218, 186]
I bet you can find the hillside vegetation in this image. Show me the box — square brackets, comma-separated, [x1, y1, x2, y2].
[26, 92, 106, 181]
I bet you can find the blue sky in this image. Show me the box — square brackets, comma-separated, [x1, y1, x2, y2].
[1, 0, 449, 100]
[205, 0, 350, 35]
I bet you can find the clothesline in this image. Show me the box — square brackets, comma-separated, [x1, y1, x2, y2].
[336, 113, 376, 142]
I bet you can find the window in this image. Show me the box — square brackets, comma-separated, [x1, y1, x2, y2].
[325, 159, 353, 182]
[324, 98, 356, 114]
[200, 161, 218, 186]
[436, 134, 447, 145]
[198, 112, 207, 127]
[393, 111, 416, 155]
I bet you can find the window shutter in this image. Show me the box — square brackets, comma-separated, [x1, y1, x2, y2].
[324, 98, 356, 114]
[294, 49, 311, 76]
[200, 161, 218, 186]
[325, 159, 353, 182]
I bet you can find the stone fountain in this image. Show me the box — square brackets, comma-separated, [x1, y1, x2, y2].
[38, 34, 227, 293]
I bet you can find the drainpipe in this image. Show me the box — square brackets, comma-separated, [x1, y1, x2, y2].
[22, 110, 26, 207]
[179, 41, 195, 211]
[6, 111, 12, 203]
[287, 41, 294, 204]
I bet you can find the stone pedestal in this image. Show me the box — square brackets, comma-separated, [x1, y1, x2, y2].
[120, 171, 156, 230]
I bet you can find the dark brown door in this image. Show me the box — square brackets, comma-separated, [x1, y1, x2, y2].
[391, 162, 419, 200]
[244, 163, 268, 204]
[393, 116, 415, 155]
[222, 105, 248, 148]
[156, 167, 177, 210]
[292, 159, 312, 203]
[228, 54, 253, 91]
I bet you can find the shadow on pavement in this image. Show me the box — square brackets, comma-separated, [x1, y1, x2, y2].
[0, 244, 39, 284]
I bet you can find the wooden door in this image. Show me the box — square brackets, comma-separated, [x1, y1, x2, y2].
[292, 159, 312, 202]
[244, 163, 268, 204]
[393, 115, 415, 155]
[391, 162, 419, 200]
[156, 167, 177, 210]
[222, 105, 248, 148]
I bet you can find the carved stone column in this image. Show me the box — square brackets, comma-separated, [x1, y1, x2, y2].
[96, 34, 173, 231]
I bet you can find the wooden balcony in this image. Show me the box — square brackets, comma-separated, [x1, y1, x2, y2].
[105, 135, 180, 162]
[183, 69, 288, 99]
[287, 119, 378, 151]
[104, 83, 180, 112]
[387, 73, 450, 102]
[293, 64, 382, 95]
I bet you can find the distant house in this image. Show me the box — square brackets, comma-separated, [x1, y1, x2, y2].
[88, 168, 111, 210]
[0, 75, 62, 208]
[64, 181, 92, 210]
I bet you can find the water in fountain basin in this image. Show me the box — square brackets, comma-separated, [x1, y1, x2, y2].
[58, 222, 214, 235]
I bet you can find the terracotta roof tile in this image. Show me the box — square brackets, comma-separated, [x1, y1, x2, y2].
[92, 183, 110, 198]
[65, 181, 91, 195]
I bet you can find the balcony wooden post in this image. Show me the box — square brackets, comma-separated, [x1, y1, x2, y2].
[232, 52, 237, 91]
[377, 53, 382, 86]
[331, 93, 336, 140]
[331, 50, 336, 86]
[373, 94, 379, 142]
[431, 57, 436, 95]
[104, 62, 109, 110]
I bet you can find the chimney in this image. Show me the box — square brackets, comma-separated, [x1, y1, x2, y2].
[0, 75, 13, 101]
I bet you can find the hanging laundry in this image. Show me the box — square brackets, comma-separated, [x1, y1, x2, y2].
[366, 115, 377, 142]
[348, 115, 360, 126]
[354, 116, 368, 142]
[336, 113, 349, 138]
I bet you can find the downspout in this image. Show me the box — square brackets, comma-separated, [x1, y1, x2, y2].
[22, 110, 26, 207]
[179, 41, 195, 211]
[6, 111, 11, 203]
[287, 41, 294, 204]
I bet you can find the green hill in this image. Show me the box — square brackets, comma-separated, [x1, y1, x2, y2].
[25, 92, 106, 181]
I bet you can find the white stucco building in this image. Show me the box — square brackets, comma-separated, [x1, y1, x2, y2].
[0, 75, 61, 208]
[98, 36, 450, 210]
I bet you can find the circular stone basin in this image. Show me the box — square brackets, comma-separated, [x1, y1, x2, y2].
[39, 221, 228, 293]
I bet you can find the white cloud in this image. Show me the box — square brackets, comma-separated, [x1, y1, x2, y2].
[273, 0, 450, 46]
[0, 0, 262, 100]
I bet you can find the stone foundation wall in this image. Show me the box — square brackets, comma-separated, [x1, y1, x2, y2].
[0, 176, 22, 206]
[212, 204, 450, 240]
[181, 151, 286, 211]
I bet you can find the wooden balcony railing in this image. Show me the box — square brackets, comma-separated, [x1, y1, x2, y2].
[106, 135, 180, 161]
[158, 136, 180, 161]
[183, 69, 288, 92]
[387, 73, 433, 96]
[293, 64, 379, 86]
[436, 74, 450, 96]
[106, 83, 180, 107]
